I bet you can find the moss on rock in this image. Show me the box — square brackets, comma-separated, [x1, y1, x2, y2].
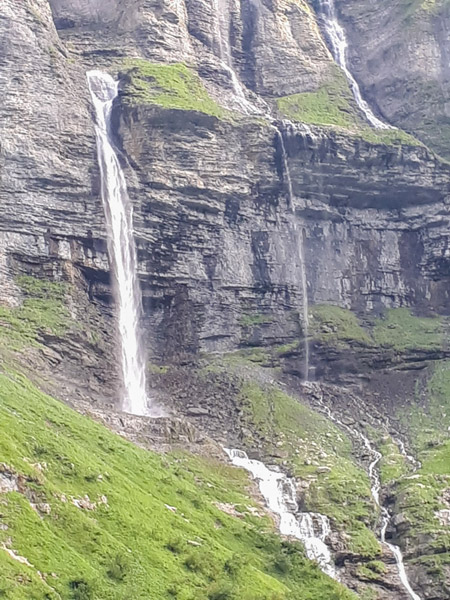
[121, 60, 227, 119]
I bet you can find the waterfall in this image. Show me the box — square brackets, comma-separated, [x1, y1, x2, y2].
[317, 0, 392, 130]
[87, 70, 148, 416]
[225, 449, 336, 579]
[278, 131, 310, 380]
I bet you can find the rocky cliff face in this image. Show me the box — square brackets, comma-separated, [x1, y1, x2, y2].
[1, 0, 450, 598]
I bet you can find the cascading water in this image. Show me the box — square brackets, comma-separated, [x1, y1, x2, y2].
[317, 0, 392, 130]
[225, 449, 336, 579]
[87, 70, 148, 416]
[359, 434, 422, 600]
[278, 131, 310, 380]
[315, 389, 421, 599]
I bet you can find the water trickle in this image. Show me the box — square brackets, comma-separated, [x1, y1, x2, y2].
[278, 130, 310, 380]
[225, 449, 336, 578]
[317, 0, 392, 130]
[314, 389, 422, 599]
[359, 433, 422, 600]
[87, 70, 148, 416]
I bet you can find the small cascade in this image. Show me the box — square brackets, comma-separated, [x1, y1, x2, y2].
[314, 390, 422, 599]
[359, 433, 422, 600]
[225, 449, 336, 579]
[277, 130, 310, 380]
[395, 437, 422, 471]
[317, 0, 392, 130]
[87, 70, 148, 416]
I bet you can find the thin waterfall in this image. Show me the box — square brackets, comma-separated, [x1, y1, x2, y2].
[317, 0, 392, 130]
[225, 449, 336, 579]
[278, 130, 310, 381]
[87, 70, 148, 416]
[212, 0, 258, 115]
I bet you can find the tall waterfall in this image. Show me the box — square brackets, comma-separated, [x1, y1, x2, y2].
[278, 131, 310, 380]
[87, 70, 148, 416]
[225, 449, 336, 578]
[317, 0, 392, 130]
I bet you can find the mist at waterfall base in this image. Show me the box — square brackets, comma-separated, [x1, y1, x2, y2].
[318, 0, 393, 130]
[87, 70, 151, 417]
[225, 449, 336, 579]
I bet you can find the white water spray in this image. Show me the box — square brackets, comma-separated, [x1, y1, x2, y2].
[87, 70, 148, 416]
[225, 449, 335, 578]
[318, 0, 392, 130]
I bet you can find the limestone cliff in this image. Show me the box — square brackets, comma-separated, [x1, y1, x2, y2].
[1, 0, 450, 598]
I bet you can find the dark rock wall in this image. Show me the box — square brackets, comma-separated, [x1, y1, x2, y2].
[1, 0, 450, 388]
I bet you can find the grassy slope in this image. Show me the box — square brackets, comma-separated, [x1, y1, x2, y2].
[121, 60, 228, 118]
[0, 277, 355, 600]
[276, 67, 418, 146]
[393, 361, 450, 574]
[0, 372, 356, 600]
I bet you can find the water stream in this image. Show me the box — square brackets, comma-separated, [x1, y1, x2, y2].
[87, 70, 148, 416]
[225, 449, 336, 579]
[317, 0, 392, 130]
[314, 388, 421, 599]
[360, 433, 422, 600]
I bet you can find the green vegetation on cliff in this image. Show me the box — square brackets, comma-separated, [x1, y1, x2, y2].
[276, 69, 419, 146]
[276, 80, 358, 130]
[0, 276, 69, 351]
[310, 304, 446, 353]
[310, 305, 371, 345]
[121, 60, 227, 118]
[372, 308, 444, 351]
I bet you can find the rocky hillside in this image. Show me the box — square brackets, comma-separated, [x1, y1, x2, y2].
[1, 0, 450, 598]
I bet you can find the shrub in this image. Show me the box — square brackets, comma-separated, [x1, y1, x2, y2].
[166, 536, 186, 554]
[224, 553, 247, 577]
[107, 552, 129, 581]
[208, 581, 234, 600]
[69, 580, 93, 600]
